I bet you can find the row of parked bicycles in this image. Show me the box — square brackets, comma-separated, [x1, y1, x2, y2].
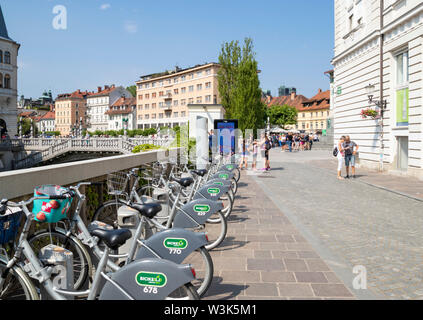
[0, 155, 241, 300]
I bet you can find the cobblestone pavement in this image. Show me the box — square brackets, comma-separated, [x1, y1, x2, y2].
[248, 149, 423, 300]
[202, 172, 354, 300]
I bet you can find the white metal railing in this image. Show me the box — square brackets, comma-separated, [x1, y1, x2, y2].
[11, 137, 173, 169]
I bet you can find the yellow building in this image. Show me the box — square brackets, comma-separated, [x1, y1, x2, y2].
[55, 90, 90, 136]
[296, 89, 331, 133]
[135, 63, 221, 129]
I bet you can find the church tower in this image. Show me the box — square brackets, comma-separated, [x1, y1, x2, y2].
[0, 5, 20, 137]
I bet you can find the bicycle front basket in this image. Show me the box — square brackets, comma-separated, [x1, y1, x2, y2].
[32, 185, 73, 223]
[0, 209, 23, 245]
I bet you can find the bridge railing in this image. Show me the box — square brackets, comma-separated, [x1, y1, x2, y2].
[0, 148, 183, 222]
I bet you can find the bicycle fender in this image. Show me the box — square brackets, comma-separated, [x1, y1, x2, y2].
[193, 185, 229, 201]
[135, 228, 208, 264]
[219, 164, 238, 172]
[204, 178, 232, 188]
[99, 258, 194, 300]
[211, 171, 235, 181]
[173, 199, 224, 228]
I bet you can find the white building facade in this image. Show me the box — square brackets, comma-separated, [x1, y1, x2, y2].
[86, 85, 132, 132]
[0, 6, 19, 138]
[332, 0, 423, 179]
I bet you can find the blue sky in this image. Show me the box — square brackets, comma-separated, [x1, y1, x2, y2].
[3, 0, 334, 100]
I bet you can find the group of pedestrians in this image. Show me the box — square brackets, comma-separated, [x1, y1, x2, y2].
[270, 132, 318, 153]
[238, 133, 272, 172]
[336, 135, 359, 180]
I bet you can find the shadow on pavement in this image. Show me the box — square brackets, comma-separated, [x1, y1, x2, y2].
[203, 277, 248, 300]
[212, 237, 248, 252]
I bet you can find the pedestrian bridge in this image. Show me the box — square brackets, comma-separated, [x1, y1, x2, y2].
[11, 137, 172, 169]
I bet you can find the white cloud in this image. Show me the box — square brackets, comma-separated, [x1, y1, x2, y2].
[100, 4, 111, 10]
[124, 21, 138, 34]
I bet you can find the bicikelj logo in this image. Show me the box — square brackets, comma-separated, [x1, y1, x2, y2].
[207, 187, 220, 195]
[163, 238, 188, 249]
[219, 173, 229, 179]
[194, 204, 211, 213]
[135, 271, 167, 287]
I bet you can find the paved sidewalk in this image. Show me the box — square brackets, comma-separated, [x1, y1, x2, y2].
[310, 158, 423, 201]
[203, 173, 355, 300]
[245, 149, 423, 300]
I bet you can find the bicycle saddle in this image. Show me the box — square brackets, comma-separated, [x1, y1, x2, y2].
[191, 169, 207, 177]
[129, 202, 162, 219]
[89, 228, 132, 251]
[173, 177, 194, 188]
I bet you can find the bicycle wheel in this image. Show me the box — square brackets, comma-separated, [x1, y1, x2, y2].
[202, 211, 227, 251]
[0, 265, 39, 300]
[231, 177, 238, 194]
[92, 200, 125, 227]
[181, 247, 213, 297]
[28, 230, 92, 291]
[207, 193, 233, 223]
[166, 283, 200, 300]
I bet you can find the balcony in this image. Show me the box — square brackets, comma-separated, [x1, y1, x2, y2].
[163, 93, 172, 101]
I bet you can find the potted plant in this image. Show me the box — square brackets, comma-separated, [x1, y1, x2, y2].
[360, 108, 380, 119]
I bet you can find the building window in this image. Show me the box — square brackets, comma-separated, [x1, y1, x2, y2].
[0, 73, 2, 88]
[159, 91, 164, 97]
[174, 112, 178, 118]
[0, 50, 2, 63]
[4, 51, 10, 64]
[205, 95, 211, 103]
[189, 98, 194, 104]
[138, 95, 143, 100]
[181, 111, 186, 117]
[197, 84, 202, 91]
[159, 102, 163, 107]
[197, 71, 202, 77]
[152, 92, 156, 98]
[152, 114, 156, 119]
[152, 82, 156, 88]
[181, 99, 186, 106]
[189, 85, 194, 92]
[145, 104, 150, 110]
[181, 75, 186, 81]
[174, 77, 178, 83]
[145, 114, 149, 120]
[395, 50, 409, 127]
[159, 113, 163, 119]
[145, 83, 150, 89]
[145, 94, 149, 99]
[152, 103, 156, 109]
[4, 74, 10, 89]
[205, 82, 211, 89]
[206, 69, 211, 75]
[174, 88, 179, 95]
[321, 121, 324, 128]
[181, 87, 186, 94]
[189, 73, 194, 79]
[196, 97, 202, 103]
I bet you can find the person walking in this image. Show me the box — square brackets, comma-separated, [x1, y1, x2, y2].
[286, 132, 293, 152]
[260, 134, 271, 171]
[336, 136, 346, 180]
[342, 136, 359, 179]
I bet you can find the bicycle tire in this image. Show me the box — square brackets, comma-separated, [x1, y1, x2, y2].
[0, 265, 39, 300]
[181, 247, 213, 297]
[203, 211, 227, 251]
[207, 194, 233, 223]
[92, 200, 125, 226]
[166, 282, 200, 300]
[28, 230, 92, 291]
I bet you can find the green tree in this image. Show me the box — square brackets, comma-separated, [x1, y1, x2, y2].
[267, 105, 298, 129]
[126, 85, 137, 97]
[217, 38, 264, 133]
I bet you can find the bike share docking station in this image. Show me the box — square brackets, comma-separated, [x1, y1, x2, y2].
[38, 244, 74, 300]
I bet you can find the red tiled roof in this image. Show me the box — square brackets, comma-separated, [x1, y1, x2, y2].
[56, 89, 92, 100]
[298, 90, 330, 111]
[41, 111, 55, 120]
[89, 85, 117, 97]
[111, 97, 136, 107]
[105, 108, 133, 116]
[264, 94, 309, 109]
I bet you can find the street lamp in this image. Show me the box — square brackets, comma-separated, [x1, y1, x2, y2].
[365, 83, 388, 172]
